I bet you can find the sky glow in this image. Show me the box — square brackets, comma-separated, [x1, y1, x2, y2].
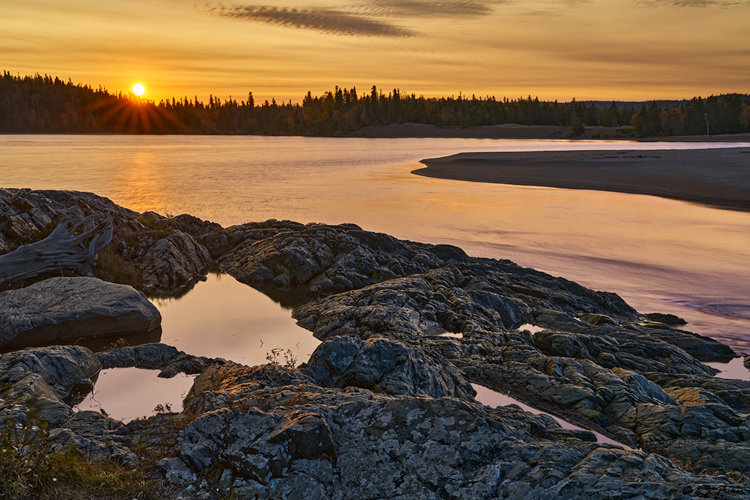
[3, 0, 748, 102]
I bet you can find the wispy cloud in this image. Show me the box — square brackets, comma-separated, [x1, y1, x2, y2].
[362, 0, 497, 18]
[635, 0, 735, 6]
[203, 1, 501, 37]
[204, 4, 415, 37]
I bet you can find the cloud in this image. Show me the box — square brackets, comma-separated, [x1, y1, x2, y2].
[204, 4, 415, 37]
[635, 0, 721, 6]
[204, 1, 503, 37]
[361, 0, 497, 18]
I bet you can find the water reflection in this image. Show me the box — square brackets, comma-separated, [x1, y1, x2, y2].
[76, 368, 194, 423]
[2, 136, 749, 351]
[76, 273, 320, 421]
[471, 383, 624, 447]
[151, 272, 320, 365]
[704, 357, 750, 382]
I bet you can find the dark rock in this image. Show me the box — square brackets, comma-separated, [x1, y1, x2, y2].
[646, 312, 687, 326]
[579, 312, 619, 326]
[96, 343, 222, 378]
[157, 457, 198, 486]
[170, 360, 750, 499]
[0, 345, 101, 401]
[0, 188, 219, 299]
[305, 336, 475, 399]
[303, 335, 363, 383]
[50, 410, 135, 464]
[266, 412, 335, 459]
[138, 231, 213, 296]
[635, 324, 736, 362]
[0, 277, 161, 348]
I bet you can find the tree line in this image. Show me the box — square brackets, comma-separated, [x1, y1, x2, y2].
[1, 72, 749, 137]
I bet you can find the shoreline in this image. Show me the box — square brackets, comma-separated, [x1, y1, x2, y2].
[3, 125, 750, 142]
[351, 123, 750, 141]
[414, 147, 750, 211]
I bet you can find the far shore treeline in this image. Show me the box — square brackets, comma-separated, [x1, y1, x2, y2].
[2, 72, 749, 137]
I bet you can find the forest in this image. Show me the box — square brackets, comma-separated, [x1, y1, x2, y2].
[1, 72, 749, 137]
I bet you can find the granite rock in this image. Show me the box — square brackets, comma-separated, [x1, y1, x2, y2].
[0, 276, 161, 349]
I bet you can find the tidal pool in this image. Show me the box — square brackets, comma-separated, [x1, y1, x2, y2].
[76, 273, 320, 420]
[471, 383, 625, 447]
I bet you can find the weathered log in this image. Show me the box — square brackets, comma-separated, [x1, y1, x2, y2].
[0, 214, 113, 286]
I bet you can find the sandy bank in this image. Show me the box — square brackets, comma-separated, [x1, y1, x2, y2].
[414, 147, 750, 211]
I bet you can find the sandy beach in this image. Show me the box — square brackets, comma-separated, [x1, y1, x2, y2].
[414, 147, 750, 211]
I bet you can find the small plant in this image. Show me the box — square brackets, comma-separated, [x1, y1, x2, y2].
[128, 411, 191, 466]
[0, 418, 159, 499]
[0, 420, 58, 498]
[93, 247, 143, 289]
[102, 337, 130, 351]
[266, 348, 298, 369]
[153, 403, 172, 414]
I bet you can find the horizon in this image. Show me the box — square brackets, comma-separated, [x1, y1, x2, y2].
[4, 0, 749, 104]
[4, 71, 746, 108]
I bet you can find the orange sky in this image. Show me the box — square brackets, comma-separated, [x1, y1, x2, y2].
[3, 0, 749, 103]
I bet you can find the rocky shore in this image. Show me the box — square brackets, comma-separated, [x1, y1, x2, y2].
[2, 187, 750, 499]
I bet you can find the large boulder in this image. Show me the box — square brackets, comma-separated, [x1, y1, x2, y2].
[0, 276, 161, 348]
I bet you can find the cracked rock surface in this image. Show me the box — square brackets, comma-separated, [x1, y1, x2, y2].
[2, 189, 750, 499]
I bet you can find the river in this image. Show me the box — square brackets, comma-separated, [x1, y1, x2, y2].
[3, 135, 749, 419]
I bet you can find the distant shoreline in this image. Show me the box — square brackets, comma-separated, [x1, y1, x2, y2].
[3, 124, 750, 142]
[353, 123, 750, 142]
[414, 147, 750, 211]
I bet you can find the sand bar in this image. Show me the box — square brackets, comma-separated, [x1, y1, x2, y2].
[414, 147, 750, 211]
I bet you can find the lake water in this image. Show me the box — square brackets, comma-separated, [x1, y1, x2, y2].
[3, 135, 750, 418]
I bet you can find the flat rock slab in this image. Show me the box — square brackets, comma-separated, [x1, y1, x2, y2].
[0, 277, 161, 348]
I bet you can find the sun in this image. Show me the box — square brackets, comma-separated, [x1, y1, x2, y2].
[132, 83, 145, 96]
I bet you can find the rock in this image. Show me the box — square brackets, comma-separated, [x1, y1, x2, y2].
[303, 335, 363, 383]
[157, 457, 199, 486]
[305, 336, 475, 399]
[646, 312, 687, 326]
[0, 345, 101, 402]
[50, 410, 136, 465]
[0, 277, 161, 349]
[634, 322, 735, 362]
[4, 191, 750, 495]
[169, 360, 750, 499]
[5, 374, 73, 426]
[0, 188, 220, 299]
[96, 343, 223, 379]
[266, 412, 335, 459]
[137, 230, 213, 296]
[97, 343, 178, 368]
[0, 188, 139, 248]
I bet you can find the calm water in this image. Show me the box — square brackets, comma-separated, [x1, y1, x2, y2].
[3, 135, 748, 349]
[4, 135, 750, 418]
[76, 272, 319, 421]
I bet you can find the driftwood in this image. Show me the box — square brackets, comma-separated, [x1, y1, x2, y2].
[0, 215, 113, 286]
